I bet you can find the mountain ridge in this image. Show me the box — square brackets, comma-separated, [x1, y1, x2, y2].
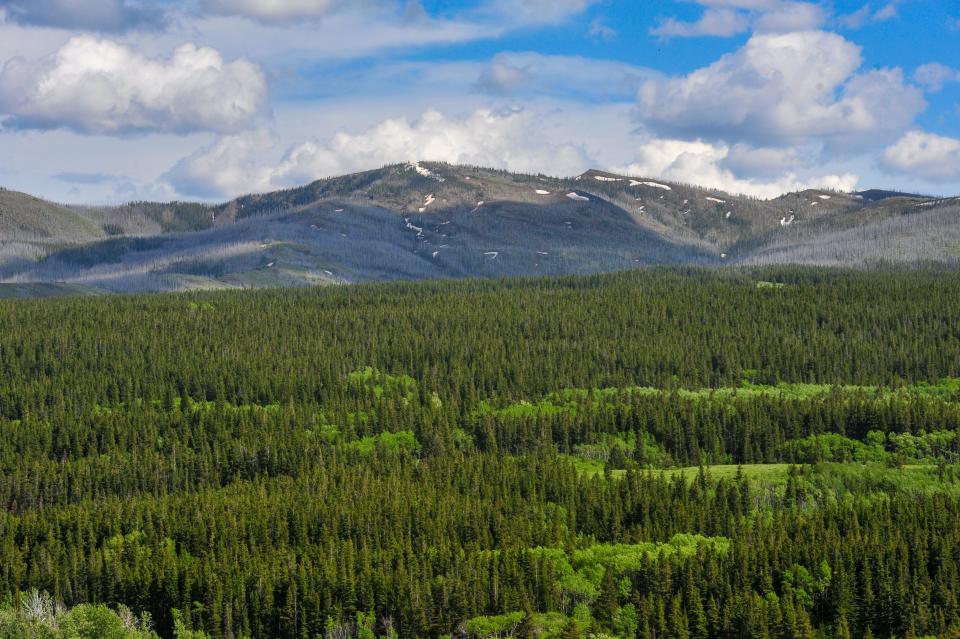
[1, 163, 958, 295]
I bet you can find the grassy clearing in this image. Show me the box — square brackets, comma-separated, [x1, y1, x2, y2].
[666, 464, 793, 483]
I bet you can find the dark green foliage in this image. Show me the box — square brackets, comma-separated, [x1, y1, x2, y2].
[0, 269, 959, 639]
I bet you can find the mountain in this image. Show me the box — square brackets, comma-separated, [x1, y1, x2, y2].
[1, 163, 958, 295]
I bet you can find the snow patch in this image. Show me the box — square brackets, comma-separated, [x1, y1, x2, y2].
[404, 217, 425, 238]
[780, 215, 795, 227]
[725, 211, 732, 219]
[418, 193, 436, 213]
[566, 192, 590, 202]
[594, 176, 621, 182]
[407, 162, 445, 182]
[817, 195, 831, 200]
[536, 189, 551, 195]
[706, 197, 726, 204]
[630, 180, 672, 191]
[537, 251, 549, 256]
[484, 251, 499, 259]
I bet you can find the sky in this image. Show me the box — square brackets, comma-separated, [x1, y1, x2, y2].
[0, 0, 958, 204]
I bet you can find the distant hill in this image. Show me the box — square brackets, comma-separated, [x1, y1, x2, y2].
[0, 188, 105, 243]
[1, 164, 957, 294]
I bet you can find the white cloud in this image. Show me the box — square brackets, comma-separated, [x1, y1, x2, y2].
[914, 63, 960, 93]
[838, 2, 899, 28]
[0, 36, 268, 135]
[651, 8, 749, 38]
[873, 3, 897, 21]
[164, 129, 279, 198]
[588, 18, 617, 40]
[636, 31, 924, 149]
[754, 1, 826, 32]
[882, 131, 960, 183]
[651, 1, 825, 38]
[0, 0, 162, 31]
[166, 108, 593, 198]
[837, 4, 872, 28]
[617, 137, 858, 198]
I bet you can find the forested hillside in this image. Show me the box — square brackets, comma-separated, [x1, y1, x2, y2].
[2, 164, 958, 295]
[2, 268, 960, 639]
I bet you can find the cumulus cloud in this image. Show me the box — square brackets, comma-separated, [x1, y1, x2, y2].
[476, 52, 657, 99]
[882, 132, 960, 183]
[913, 63, 960, 93]
[617, 137, 858, 199]
[0, 0, 162, 32]
[166, 108, 593, 198]
[636, 31, 925, 149]
[0, 36, 268, 135]
[753, 1, 826, 32]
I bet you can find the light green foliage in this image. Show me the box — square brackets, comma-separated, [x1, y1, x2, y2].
[465, 612, 525, 638]
[517, 535, 730, 603]
[346, 430, 421, 456]
[0, 592, 158, 639]
[780, 433, 885, 463]
[465, 612, 569, 639]
[485, 378, 960, 418]
[611, 605, 638, 639]
[782, 562, 832, 609]
[348, 367, 417, 402]
[172, 609, 210, 639]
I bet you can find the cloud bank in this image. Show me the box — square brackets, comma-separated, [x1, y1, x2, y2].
[0, 36, 268, 134]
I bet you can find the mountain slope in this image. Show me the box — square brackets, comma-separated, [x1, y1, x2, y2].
[0, 163, 956, 294]
[0, 188, 105, 243]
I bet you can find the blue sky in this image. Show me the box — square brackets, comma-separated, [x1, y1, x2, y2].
[0, 0, 957, 203]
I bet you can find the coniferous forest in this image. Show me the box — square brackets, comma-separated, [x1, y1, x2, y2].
[3, 267, 960, 639]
